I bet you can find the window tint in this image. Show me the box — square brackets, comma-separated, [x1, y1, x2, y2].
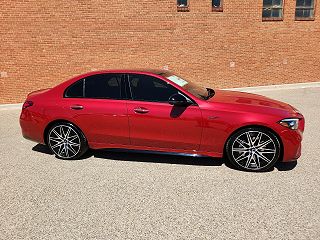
[65, 79, 84, 98]
[129, 74, 179, 102]
[85, 74, 122, 99]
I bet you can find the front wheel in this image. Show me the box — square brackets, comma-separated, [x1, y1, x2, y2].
[47, 122, 88, 160]
[226, 127, 281, 171]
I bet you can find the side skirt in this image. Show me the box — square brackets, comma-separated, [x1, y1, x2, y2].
[89, 142, 222, 158]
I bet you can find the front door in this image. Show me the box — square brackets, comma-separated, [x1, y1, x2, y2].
[126, 74, 202, 151]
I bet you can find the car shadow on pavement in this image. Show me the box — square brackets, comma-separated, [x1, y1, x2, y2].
[32, 144, 54, 155]
[93, 149, 224, 167]
[32, 144, 297, 171]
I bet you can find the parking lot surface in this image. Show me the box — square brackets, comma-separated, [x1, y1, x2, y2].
[0, 87, 319, 239]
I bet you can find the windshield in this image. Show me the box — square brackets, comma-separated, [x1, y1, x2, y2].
[162, 73, 214, 100]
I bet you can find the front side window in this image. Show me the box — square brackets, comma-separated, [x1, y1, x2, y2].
[128, 74, 179, 103]
[295, 0, 315, 20]
[212, 0, 223, 12]
[262, 0, 284, 20]
[85, 74, 122, 99]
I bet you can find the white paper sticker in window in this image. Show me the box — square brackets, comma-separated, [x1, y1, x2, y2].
[167, 75, 188, 87]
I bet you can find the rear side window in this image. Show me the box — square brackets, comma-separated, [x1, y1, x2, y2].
[65, 79, 84, 98]
[128, 74, 179, 102]
[85, 74, 122, 99]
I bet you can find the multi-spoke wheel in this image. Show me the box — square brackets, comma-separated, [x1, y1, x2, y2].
[226, 127, 281, 171]
[47, 122, 88, 160]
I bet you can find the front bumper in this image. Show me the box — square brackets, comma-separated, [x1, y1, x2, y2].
[280, 114, 304, 162]
[280, 128, 303, 162]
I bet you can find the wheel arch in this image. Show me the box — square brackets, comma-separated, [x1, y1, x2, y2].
[43, 119, 87, 145]
[223, 124, 284, 162]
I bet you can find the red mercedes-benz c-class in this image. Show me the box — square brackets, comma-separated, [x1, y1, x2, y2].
[20, 70, 304, 171]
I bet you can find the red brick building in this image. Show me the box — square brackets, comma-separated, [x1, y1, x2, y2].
[0, 0, 319, 104]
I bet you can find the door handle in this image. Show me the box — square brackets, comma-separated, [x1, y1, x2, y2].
[70, 105, 84, 110]
[134, 107, 149, 114]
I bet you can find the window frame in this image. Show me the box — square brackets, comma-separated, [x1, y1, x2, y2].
[295, 0, 316, 21]
[177, 0, 189, 12]
[262, 0, 285, 21]
[63, 74, 126, 100]
[126, 74, 194, 104]
[212, 0, 223, 12]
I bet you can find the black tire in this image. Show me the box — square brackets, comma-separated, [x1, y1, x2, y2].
[226, 127, 281, 171]
[47, 122, 88, 160]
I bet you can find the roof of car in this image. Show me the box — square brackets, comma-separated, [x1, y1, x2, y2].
[115, 69, 171, 75]
[61, 69, 174, 88]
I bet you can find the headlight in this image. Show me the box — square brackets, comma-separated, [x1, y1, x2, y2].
[278, 118, 299, 130]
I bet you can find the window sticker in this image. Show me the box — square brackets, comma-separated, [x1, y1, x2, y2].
[167, 75, 188, 87]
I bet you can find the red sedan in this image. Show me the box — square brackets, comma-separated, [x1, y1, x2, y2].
[20, 70, 305, 171]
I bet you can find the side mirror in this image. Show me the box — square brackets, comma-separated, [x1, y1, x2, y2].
[168, 94, 191, 106]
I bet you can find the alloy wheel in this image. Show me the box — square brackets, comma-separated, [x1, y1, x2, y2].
[231, 130, 278, 170]
[48, 124, 81, 159]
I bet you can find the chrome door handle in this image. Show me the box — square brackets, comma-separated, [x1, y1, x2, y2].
[70, 105, 84, 110]
[134, 107, 149, 114]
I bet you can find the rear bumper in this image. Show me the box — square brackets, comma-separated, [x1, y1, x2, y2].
[20, 109, 45, 144]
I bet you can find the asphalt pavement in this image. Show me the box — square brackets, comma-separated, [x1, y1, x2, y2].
[0, 86, 319, 239]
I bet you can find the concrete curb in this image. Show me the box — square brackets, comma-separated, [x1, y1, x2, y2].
[0, 81, 319, 110]
[223, 81, 320, 93]
[0, 103, 22, 110]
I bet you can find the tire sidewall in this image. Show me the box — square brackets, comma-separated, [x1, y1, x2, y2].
[226, 127, 281, 172]
[47, 122, 88, 160]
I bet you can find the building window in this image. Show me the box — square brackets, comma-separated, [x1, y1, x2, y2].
[212, 0, 223, 12]
[295, 0, 316, 20]
[262, 0, 284, 21]
[177, 0, 189, 12]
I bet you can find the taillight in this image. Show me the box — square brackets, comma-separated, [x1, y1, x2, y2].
[22, 101, 33, 109]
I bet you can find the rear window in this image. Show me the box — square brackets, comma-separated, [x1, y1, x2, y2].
[64, 74, 122, 99]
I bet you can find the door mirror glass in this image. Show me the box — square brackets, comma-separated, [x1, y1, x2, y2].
[168, 94, 191, 106]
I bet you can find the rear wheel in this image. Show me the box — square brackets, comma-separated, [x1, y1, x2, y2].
[226, 127, 280, 171]
[47, 122, 88, 160]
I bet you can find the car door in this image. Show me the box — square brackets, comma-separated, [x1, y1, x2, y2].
[126, 73, 202, 151]
[62, 73, 130, 147]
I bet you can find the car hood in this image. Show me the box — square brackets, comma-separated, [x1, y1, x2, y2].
[208, 90, 294, 112]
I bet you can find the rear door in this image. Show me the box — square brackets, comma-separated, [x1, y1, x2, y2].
[63, 73, 130, 146]
[126, 73, 202, 151]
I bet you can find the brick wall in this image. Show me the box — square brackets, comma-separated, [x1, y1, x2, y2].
[0, 0, 319, 104]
